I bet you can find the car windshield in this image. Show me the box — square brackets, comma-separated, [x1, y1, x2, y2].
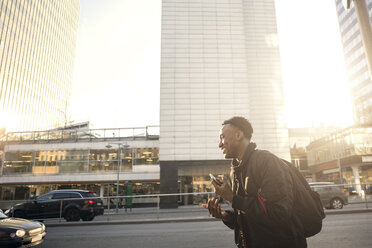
[0, 211, 8, 219]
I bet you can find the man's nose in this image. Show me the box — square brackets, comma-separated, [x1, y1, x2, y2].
[218, 140, 223, 148]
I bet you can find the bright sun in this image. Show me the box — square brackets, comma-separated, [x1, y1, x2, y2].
[275, 0, 354, 128]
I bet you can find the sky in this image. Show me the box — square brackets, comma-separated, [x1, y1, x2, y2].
[69, 0, 354, 129]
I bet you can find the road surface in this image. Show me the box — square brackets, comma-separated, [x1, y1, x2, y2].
[40, 212, 372, 248]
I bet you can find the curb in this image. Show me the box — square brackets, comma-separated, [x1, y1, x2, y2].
[325, 208, 372, 215]
[45, 216, 218, 227]
[44, 208, 372, 227]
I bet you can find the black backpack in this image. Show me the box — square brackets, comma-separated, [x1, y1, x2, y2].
[281, 159, 325, 237]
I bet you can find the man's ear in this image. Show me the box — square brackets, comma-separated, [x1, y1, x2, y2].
[235, 130, 244, 141]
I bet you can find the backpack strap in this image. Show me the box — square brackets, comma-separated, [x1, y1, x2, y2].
[281, 159, 312, 191]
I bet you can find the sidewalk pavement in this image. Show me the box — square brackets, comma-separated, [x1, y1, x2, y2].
[43, 204, 372, 227]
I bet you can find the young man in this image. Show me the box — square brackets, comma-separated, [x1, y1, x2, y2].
[204, 116, 307, 248]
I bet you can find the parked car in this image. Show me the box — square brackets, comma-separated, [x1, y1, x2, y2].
[5, 189, 104, 222]
[309, 182, 348, 209]
[0, 209, 46, 247]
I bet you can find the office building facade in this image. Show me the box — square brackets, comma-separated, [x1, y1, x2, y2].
[0, 125, 160, 209]
[335, 0, 372, 124]
[0, 0, 80, 131]
[160, 0, 289, 206]
[306, 125, 372, 194]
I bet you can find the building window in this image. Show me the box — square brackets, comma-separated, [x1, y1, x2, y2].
[3, 152, 33, 175]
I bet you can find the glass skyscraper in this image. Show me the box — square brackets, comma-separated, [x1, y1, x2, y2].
[0, 0, 80, 131]
[335, 0, 372, 124]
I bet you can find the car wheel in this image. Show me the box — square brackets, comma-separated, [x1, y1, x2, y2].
[81, 214, 95, 221]
[330, 198, 343, 209]
[64, 208, 80, 222]
[13, 210, 25, 218]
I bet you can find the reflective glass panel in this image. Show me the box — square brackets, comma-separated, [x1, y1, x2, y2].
[90, 149, 117, 161]
[64, 150, 89, 161]
[49, 131, 62, 141]
[133, 148, 159, 165]
[34, 131, 49, 142]
[33, 151, 47, 174]
[62, 130, 78, 141]
[89, 161, 118, 172]
[3, 152, 33, 175]
[58, 161, 88, 173]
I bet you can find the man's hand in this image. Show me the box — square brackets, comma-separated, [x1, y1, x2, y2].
[202, 197, 230, 222]
[212, 176, 233, 203]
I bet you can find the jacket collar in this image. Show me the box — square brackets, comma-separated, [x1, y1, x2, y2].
[231, 142, 257, 173]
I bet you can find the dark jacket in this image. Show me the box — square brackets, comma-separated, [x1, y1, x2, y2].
[223, 143, 307, 248]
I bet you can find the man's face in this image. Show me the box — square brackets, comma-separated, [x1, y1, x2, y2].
[219, 124, 240, 159]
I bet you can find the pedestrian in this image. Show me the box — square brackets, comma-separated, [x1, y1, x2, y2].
[109, 197, 114, 209]
[203, 116, 307, 248]
[124, 181, 133, 212]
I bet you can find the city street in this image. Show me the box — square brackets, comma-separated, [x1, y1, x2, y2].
[39, 197, 372, 225]
[40, 212, 372, 248]
[1, 1, 372, 248]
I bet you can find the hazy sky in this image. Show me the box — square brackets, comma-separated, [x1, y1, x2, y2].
[69, 0, 353, 129]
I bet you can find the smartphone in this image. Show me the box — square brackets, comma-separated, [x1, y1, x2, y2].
[209, 173, 222, 186]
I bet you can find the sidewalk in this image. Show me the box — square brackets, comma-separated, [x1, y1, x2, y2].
[43, 204, 372, 227]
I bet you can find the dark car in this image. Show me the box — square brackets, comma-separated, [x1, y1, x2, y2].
[0, 210, 46, 247]
[309, 182, 348, 209]
[6, 189, 104, 222]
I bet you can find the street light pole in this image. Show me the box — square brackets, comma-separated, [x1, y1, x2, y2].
[106, 142, 129, 213]
[116, 145, 121, 213]
[335, 133, 343, 184]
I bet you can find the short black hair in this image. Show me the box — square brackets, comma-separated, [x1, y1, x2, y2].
[222, 116, 253, 140]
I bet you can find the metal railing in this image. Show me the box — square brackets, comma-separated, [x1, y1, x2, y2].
[1, 183, 371, 224]
[1, 126, 159, 143]
[2, 192, 215, 223]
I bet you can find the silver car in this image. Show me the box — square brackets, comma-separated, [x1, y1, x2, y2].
[309, 182, 348, 209]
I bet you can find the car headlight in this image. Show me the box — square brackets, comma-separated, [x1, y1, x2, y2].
[41, 223, 45, 231]
[10, 229, 25, 238]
